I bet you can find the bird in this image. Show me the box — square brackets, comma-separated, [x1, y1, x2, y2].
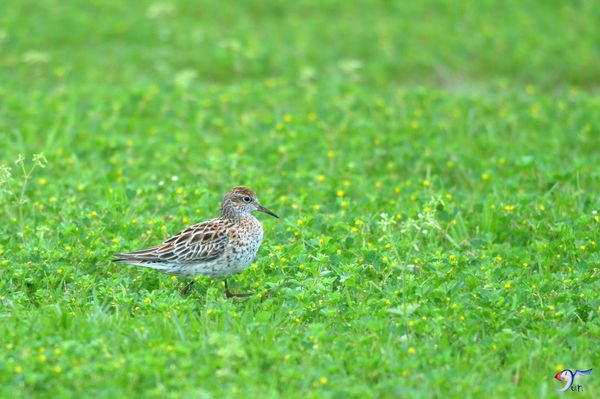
[113, 186, 280, 298]
[554, 368, 593, 392]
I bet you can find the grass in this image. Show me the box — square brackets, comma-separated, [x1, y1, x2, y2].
[1, 0, 599, 398]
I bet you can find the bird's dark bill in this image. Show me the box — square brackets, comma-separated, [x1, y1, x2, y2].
[257, 204, 280, 218]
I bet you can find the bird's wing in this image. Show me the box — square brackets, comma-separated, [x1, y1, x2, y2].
[114, 218, 232, 264]
[574, 369, 593, 378]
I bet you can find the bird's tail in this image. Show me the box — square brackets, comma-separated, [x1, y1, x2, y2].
[112, 247, 171, 271]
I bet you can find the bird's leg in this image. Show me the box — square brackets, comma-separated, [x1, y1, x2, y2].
[180, 280, 195, 296]
[224, 279, 253, 298]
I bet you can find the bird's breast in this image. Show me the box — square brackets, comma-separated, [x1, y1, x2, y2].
[226, 216, 263, 267]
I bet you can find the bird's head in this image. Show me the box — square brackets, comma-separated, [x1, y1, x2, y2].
[221, 186, 280, 219]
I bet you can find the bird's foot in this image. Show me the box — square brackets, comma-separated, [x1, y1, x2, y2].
[180, 280, 195, 296]
[225, 290, 254, 299]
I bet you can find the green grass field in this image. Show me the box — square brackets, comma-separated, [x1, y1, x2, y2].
[1, 1, 599, 397]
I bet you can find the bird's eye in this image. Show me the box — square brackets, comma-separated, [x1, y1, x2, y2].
[242, 196, 252, 203]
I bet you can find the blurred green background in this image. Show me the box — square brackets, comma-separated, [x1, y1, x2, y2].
[1, 1, 599, 398]
[2, 0, 599, 90]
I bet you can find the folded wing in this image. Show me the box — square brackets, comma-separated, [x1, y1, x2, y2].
[114, 219, 233, 265]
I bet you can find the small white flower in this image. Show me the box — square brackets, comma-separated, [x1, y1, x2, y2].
[158, 180, 164, 186]
[171, 176, 179, 182]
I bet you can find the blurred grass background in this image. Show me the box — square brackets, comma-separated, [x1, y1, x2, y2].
[1, 1, 599, 398]
[2, 0, 599, 90]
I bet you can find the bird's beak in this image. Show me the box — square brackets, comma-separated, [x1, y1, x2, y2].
[257, 204, 280, 218]
[554, 372, 562, 381]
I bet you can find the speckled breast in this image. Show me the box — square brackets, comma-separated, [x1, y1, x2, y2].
[226, 215, 264, 272]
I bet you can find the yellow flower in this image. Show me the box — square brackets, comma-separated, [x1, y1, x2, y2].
[317, 175, 325, 183]
[336, 190, 345, 197]
[481, 173, 490, 181]
[144, 297, 151, 303]
[451, 303, 457, 309]
[341, 201, 348, 208]
[351, 227, 358, 233]
[423, 179, 430, 187]
[65, 245, 72, 251]
[38, 177, 47, 185]
[327, 150, 335, 159]
[14, 366, 22, 374]
[343, 180, 350, 187]
[54, 366, 62, 373]
[504, 283, 511, 289]
[297, 219, 304, 226]
[320, 376, 328, 385]
[87, 211, 97, 218]
[176, 187, 184, 195]
[407, 347, 416, 354]
[283, 114, 292, 123]
[503, 205, 516, 212]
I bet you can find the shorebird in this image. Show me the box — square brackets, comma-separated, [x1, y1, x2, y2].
[114, 186, 279, 297]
